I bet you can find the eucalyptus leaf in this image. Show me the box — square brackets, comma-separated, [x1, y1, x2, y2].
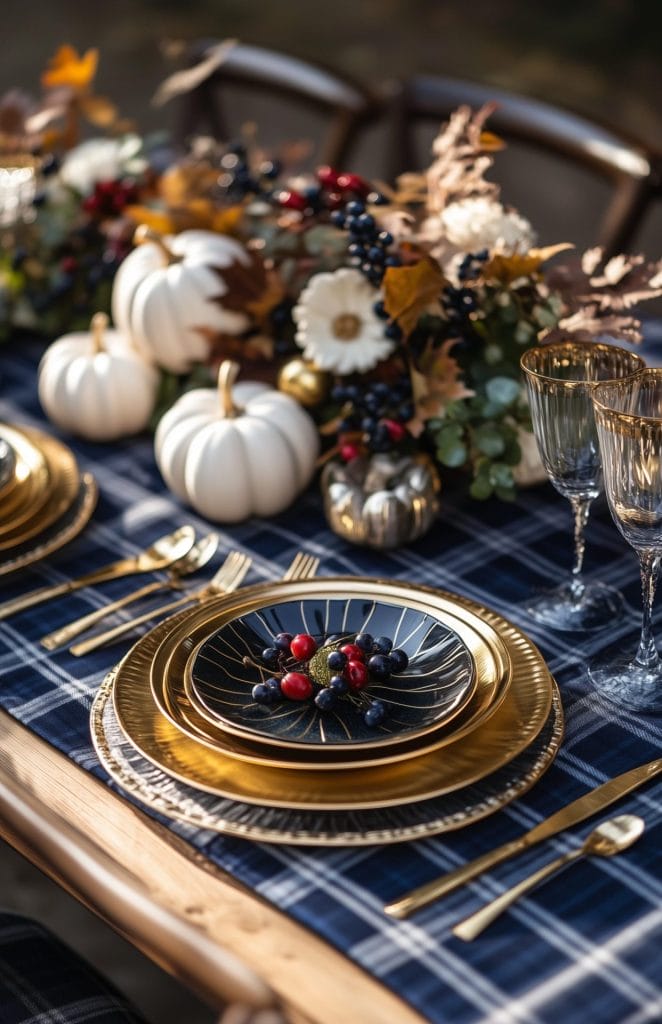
[485, 375, 521, 407]
[437, 438, 468, 467]
[473, 424, 505, 457]
[470, 475, 493, 500]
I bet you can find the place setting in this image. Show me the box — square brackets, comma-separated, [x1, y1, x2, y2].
[0, 421, 97, 577]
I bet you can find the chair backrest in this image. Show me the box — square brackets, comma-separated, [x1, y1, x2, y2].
[390, 74, 660, 257]
[175, 41, 380, 169]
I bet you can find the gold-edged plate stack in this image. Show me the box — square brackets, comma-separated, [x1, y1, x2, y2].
[0, 423, 97, 576]
[91, 578, 564, 845]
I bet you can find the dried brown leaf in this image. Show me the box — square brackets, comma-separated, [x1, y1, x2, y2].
[383, 258, 446, 337]
[408, 338, 474, 436]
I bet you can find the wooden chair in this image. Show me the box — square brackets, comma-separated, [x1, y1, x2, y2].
[175, 41, 381, 169]
[389, 74, 661, 257]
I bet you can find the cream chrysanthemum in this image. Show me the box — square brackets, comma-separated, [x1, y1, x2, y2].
[292, 268, 394, 375]
[440, 197, 535, 254]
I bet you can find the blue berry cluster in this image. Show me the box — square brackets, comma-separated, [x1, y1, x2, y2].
[442, 250, 489, 325]
[331, 376, 413, 455]
[330, 198, 401, 288]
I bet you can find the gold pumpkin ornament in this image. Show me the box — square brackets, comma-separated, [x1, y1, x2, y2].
[277, 358, 332, 408]
[321, 453, 441, 549]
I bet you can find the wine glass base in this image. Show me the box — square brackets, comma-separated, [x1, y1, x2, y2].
[525, 581, 623, 632]
[588, 650, 662, 713]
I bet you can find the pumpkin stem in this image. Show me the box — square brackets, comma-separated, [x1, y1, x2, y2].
[218, 360, 243, 418]
[133, 224, 181, 265]
[90, 312, 108, 354]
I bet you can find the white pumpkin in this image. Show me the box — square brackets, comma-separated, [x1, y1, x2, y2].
[38, 313, 159, 442]
[155, 360, 320, 522]
[111, 226, 252, 374]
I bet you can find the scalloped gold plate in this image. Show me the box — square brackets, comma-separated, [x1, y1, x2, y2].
[0, 424, 51, 533]
[112, 579, 553, 810]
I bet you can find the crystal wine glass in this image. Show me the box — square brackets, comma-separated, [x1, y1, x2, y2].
[520, 341, 644, 631]
[589, 369, 662, 712]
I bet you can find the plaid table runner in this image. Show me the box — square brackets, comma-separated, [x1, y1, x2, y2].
[1, 339, 661, 1024]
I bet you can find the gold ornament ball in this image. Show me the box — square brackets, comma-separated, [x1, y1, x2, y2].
[277, 358, 331, 408]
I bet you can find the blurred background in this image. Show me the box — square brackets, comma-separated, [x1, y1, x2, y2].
[1, 3, 661, 1021]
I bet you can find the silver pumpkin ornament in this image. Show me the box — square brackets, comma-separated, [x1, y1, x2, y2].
[321, 454, 441, 549]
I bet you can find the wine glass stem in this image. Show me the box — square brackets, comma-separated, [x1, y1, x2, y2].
[569, 495, 592, 602]
[635, 550, 660, 669]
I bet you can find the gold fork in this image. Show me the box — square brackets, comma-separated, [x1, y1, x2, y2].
[70, 550, 252, 657]
[281, 551, 320, 581]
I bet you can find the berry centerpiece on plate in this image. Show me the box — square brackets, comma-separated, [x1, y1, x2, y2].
[246, 631, 410, 729]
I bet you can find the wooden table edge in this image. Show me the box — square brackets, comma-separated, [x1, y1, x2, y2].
[0, 709, 427, 1024]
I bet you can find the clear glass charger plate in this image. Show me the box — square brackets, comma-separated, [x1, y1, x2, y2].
[109, 581, 555, 810]
[0, 472, 97, 577]
[154, 582, 511, 770]
[0, 425, 80, 550]
[93, 659, 563, 846]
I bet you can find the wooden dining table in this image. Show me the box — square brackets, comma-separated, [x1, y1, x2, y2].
[1, 338, 661, 1024]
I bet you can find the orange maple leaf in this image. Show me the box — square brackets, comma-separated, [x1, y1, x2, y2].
[383, 258, 446, 337]
[42, 45, 98, 92]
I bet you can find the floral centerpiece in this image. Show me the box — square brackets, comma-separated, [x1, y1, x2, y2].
[4, 45, 662, 532]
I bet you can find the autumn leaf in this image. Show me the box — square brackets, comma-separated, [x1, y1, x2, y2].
[244, 266, 286, 327]
[479, 130, 506, 151]
[195, 326, 274, 365]
[484, 243, 573, 285]
[539, 307, 644, 346]
[383, 258, 446, 337]
[213, 251, 269, 315]
[79, 93, 118, 127]
[407, 339, 474, 436]
[42, 45, 98, 92]
[124, 201, 243, 236]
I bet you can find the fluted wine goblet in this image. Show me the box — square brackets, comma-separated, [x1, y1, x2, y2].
[589, 369, 662, 712]
[520, 341, 644, 631]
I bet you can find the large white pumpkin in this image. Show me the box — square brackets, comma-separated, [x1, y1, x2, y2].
[38, 313, 159, 441]
[111, 226, 252, 374]
[155, 360, 320, 522]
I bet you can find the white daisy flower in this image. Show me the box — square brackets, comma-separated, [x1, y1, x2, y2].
[292, 268, 394, 375]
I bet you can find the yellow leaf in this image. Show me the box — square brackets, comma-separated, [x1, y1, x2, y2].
[124, 205, 178, 234]
[42, 45, 98, 92]
[383, 258, 446, 337]
[479, 130, 506, 151]
[79, 93, 118, 127]
[484, 243, 574, 284]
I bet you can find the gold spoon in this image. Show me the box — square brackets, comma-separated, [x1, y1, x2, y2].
[453, 814, 645, 941]
[40, 533, 219, 650]
[0, 525, 196, 620]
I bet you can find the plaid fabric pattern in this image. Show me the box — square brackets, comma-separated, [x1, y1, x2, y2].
[1, 338, 662, 1024]
[0, 912, 148, 1023]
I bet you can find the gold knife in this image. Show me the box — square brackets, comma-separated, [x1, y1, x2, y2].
[384, 757, 662, 919]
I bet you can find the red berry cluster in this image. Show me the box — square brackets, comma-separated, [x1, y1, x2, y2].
[82, 179, 138, 219]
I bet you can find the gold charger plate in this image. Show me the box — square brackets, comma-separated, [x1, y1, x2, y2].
[0, 473, 97, 577]
[93, 655, 563, 845]
[0, 424, 51, 533]
[0, 426, 79, 551]
[154, 584, 511, 770]
[113, 579, 553, 810]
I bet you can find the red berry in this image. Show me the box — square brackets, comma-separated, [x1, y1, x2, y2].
[384, 419, 406, 442]
[281, 671, 314, 700]
[345, 660, 369, 690]
[340, 643, 364, 662]
[337, 172, 369, 196]
[317, 165, 340, 188]
[340, 443, 361, 462]
[60, 256, 78, 274]
[278, 189, 307, 211]
[290, 633, 317, 660]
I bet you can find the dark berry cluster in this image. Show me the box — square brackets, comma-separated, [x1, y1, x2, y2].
[82, 179, 139, 218]
[248, 631, 409, 728]
[330, 377, 414, 460]
[330, 197, 400, 288]
[442, 250, 489, 325]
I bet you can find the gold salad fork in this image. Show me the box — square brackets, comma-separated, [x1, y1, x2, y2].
[40, 533, 219, 651]
[281, 551, 320, 581]
[70, 550, 252, 657]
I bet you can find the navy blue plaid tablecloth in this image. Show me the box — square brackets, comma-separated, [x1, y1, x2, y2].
[1, 339, 662, 1024]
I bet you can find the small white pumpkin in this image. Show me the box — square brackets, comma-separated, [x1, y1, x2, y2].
[155, 360, 320, 522]
[38, 313, 159, 442]
[111, 226, 252, 374]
